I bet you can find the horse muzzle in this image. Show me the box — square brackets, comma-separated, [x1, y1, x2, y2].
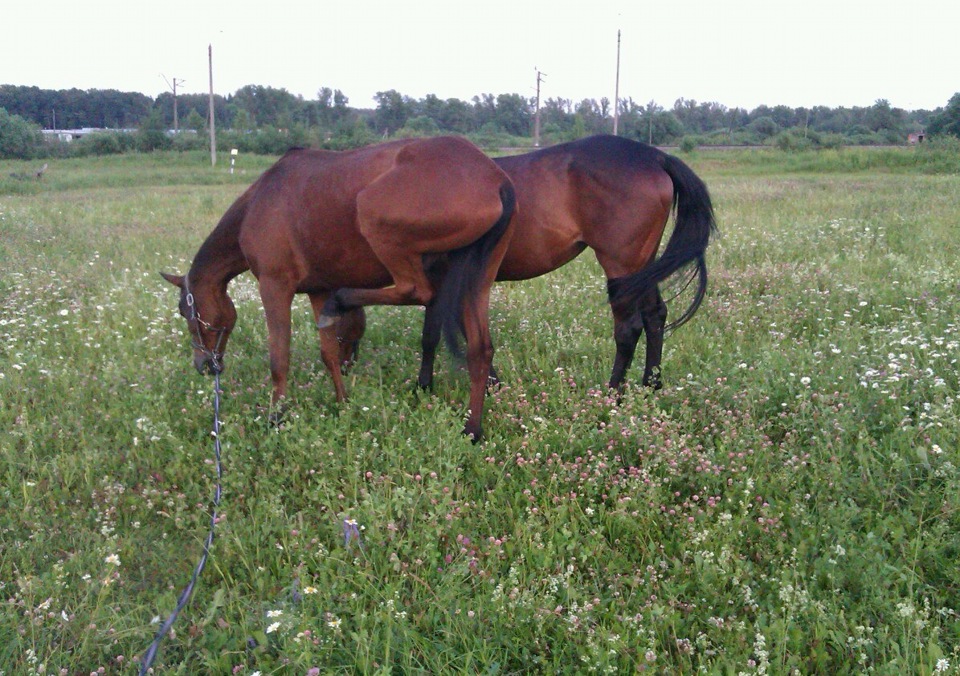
[194, 352, 224, 375]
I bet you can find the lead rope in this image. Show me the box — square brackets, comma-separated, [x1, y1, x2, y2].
[139, 370, 223, 674]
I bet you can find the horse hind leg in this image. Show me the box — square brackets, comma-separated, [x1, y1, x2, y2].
[317, 251, 435, 327]
[418, 302, 443, 390]
[609, 305, 643, 392]
[639, 286, 667, 390]
[608, 285, 666, 391]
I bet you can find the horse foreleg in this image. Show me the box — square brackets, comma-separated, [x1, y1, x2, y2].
[308, 293, 349, 402]
[259, 281, 296, 407]
[337, 308, 366, 371]
[639, 286, 667, 390]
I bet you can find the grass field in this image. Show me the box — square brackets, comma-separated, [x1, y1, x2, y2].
[1, 146, 958, 674]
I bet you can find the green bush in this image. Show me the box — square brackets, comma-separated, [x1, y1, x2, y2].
[818, 133, 845, 150]
[0, 107, 43, 159]
[137, 109, 172, 152]
[467, 124, 531, 152]
[679, 136, 698, 152]
[396, 116, 441, 138]
[773, 130, 815, 152]
[74, 132, 123, 156]
[170, 131, 206, 152]
[913, 135, 960, 173]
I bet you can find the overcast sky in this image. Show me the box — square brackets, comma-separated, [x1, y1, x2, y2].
[4, 0, 957, 112]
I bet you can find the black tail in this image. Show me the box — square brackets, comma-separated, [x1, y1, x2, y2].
[434, 181, 516, 357]
[607, 153, 717, 331]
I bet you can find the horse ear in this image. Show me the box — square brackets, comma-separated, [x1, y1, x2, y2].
[160, 272, 185, 288]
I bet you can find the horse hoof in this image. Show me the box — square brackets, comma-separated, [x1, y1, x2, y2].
[266, 402, 291, 427]
[316, 314, 337, 329]
[461, 427, 482, 444]
[642, 376, 663, 391]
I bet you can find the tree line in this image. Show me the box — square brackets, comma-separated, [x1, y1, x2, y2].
[1, 83, 957, 160]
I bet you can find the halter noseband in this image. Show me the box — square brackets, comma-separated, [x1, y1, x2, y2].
[184, 276, 227, 373]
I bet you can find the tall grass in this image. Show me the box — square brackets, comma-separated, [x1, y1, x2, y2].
[1, 149, 958, 674]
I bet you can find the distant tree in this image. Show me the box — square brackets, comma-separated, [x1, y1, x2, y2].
[673, 98, 730, 135]
[540, 97, 574, 134]
[472, 94, 498, 130]
[619, 99, 683, 145]
[437, 98, 474, 134]
[417, 94, 445, 123]
[748, 116, 780, 139]
[184, 109, 205, 132]
[232, 108, 252, 132]
[231, 85, 301, 128]
[0, 85, 152, 129]
[373, 89, 413, 134]
[575, 98, 609, 135]
[493, 93, 532, 136]
[925, 93, 960, 137]
[769, 105, 798, 129]
[865, 99, 905, 134]
[324, 117, 377, 150]
[0, 107, 43, 159]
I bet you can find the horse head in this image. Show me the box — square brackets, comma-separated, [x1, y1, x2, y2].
[161, 272, 237, 375]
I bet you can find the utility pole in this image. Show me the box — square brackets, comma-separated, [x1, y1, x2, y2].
[208, 44, 217, 167]
[613, 29, 621, 136]
[534, 68, 545, 147]
[162, 75, 184, 133]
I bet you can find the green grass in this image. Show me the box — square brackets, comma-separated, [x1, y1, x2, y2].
[1, 148, 959, 674]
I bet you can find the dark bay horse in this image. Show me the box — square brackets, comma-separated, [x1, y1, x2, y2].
[340, 135, 716, 392]
[162, 136, 516, 440]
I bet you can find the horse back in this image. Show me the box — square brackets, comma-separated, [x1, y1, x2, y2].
[238, 137, 511, 290]
[355, 136, 511, 252]
[493, 136, 675, 281]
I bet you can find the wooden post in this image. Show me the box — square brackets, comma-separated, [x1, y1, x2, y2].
[613, 30, 621, 136]
[209, 44, 217, 167]
[534, 68, 544, 147]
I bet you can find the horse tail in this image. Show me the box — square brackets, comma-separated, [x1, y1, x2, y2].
[434, 180, 516, 358]
[607, 152, 717, 331]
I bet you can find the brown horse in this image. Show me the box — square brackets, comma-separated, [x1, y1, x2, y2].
[340, 135, 716, 392]
[162, 136, 516, 440]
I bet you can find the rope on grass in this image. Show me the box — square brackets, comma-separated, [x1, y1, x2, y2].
[139, 371, 223, 674]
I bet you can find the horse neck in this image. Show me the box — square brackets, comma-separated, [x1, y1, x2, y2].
[189, 190, 251, 293]
[190, 236, 246, 291]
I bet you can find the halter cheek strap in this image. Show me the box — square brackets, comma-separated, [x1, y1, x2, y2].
[184, 277, 227, 373]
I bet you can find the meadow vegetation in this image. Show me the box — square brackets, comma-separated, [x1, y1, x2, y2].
[1, 146, 958, 674]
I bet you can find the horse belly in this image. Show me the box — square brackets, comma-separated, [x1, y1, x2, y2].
[497, 213, 584, 282]
[297, 258, 393, 293]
